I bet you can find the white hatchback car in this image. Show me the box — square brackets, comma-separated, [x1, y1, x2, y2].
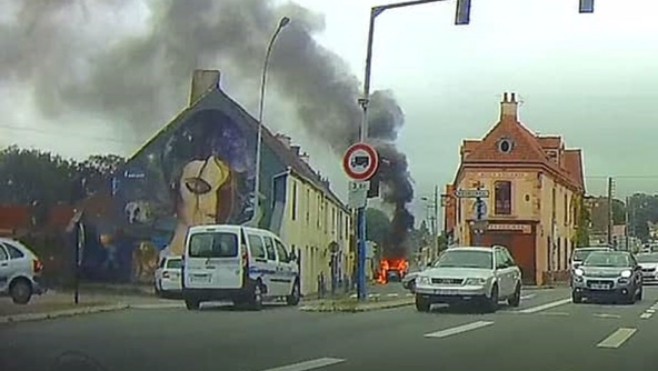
[414, 246, 522, 312]
[154, 255, 183, 297]
[182, 225, 300, 311]
[0, 237, 45, 304]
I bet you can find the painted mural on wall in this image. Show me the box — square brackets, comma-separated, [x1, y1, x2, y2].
[80, 107, 288, 283]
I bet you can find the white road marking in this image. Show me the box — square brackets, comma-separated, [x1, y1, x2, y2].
[349, 294, 357, 299]
[593, 313, 621, 319]
[517, 298, 572, 314]
[386, 293, 399, 297]
[424, 321, 494, 339]
[597, 328, 637, 349]
[540, 311, 570, 316]
[406, 293, 414, 297]
[130, 303, 185, 309]
[261, 358, 346, 371]
[520, 294, 536, 300]
[646, 309, 655, 313]
[640, 313, 653, 319]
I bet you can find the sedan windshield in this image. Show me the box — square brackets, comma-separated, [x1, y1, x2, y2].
[583, 252, 630, 268]
[434, 250, 493, 269]
[637, 253, 658, 263]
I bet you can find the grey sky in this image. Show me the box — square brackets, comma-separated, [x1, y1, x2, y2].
[2, 0, 658, 223]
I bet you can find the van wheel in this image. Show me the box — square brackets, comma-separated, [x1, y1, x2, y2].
[185, 298, 200, 310]
[248, 283, 263, 311]
[287, 281, 301, 306]
[10, 278, 32, 305]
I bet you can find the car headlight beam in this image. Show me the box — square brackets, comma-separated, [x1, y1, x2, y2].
[621, 270, 632, 278]
[574, 268, 584, 276]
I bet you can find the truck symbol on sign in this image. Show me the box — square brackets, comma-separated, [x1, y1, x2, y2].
[351, 155, 370, 171]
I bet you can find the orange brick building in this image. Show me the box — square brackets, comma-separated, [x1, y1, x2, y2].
[445, 93, 585, 285]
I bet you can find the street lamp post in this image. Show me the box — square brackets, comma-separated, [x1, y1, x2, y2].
[252, 16, 290, 227]
[356, 0, 467, 302]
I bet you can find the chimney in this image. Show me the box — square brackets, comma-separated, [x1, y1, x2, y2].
[501, 92, 518, 120]
[189, 70, 220, 106]
[275, 133, 292, 148]
[291, 145, 300, 156]
[300, 152, 310, 163]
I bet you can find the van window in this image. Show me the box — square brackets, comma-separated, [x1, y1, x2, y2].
[274, 240, 290, 263]
[188, 232, 238, 258]
[263, 236, 276, 261]
[247, 234, 267, 259]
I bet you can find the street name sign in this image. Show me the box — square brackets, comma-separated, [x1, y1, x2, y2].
[456, 189, 489, 198]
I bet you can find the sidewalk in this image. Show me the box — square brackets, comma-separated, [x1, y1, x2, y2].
[0, 290, 180, 324]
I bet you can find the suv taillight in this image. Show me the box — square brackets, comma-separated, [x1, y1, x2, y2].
[33, 259, 43, 274]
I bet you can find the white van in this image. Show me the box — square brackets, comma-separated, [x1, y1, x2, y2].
[182, 225, 300, 310]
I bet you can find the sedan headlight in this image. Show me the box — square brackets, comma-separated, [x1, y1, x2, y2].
[417, 276, 430, 285]
[621, 270, 632, 278]
[574, 268, 584, 276]
[464, 277, 487, 285]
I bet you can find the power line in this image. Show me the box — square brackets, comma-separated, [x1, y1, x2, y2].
[0, 124, 144, 145]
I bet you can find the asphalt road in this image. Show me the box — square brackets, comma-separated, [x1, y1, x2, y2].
[2, 284, 658, 371]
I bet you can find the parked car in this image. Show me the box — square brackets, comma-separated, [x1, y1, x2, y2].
[0, 237, 45, 304]
[636, 252, 658, 283]
[414, 246, 522, 313]
[155, 255, 183, 297]
[571, 250, 642, 304]
[182, 225, 300, 311]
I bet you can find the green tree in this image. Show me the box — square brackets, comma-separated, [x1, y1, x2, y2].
[365, 208, 390, 246]
[0, 145, 78, 206]
[574, 197, 591, 247]
[612, 199, 626, 225]
[76, 154, 126, 195]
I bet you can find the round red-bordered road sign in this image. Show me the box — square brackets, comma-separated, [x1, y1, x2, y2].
[343, 142, 379, 181]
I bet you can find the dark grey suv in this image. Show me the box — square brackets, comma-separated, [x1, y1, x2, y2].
[571, 250, 643, 304]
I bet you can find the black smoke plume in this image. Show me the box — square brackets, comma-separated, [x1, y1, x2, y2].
[0, 0, 414, 254]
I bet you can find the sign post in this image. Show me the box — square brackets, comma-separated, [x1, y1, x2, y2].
[343, 142, 379, 301]
[456, 187, 489, 246]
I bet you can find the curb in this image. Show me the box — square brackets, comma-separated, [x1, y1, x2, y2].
[299, 298, 414, 313]
[0, 304, 129, 325]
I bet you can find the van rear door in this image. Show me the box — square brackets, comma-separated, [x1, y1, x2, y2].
[184, 227, 243, 290]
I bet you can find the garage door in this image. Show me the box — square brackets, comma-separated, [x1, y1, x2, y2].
[476, 231, 537, 285]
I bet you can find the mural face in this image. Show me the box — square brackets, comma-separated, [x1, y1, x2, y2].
[81, 107, 289, 283]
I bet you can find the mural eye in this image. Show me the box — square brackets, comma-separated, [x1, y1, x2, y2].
[184, 177, 212, 194]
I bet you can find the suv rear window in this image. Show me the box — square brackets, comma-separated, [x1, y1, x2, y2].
[188, 232, 238, 258]
[573, 249, 607, 261]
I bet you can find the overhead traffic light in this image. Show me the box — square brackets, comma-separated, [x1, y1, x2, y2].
[455, 0, 472, 25]
[579, 0, 594, 13]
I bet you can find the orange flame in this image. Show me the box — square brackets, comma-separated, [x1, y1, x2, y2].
[377, 258, 409, 284]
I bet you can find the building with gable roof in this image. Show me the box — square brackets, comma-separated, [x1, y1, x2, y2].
[76, 70, 352, 296]
[444, 93, 585, 285]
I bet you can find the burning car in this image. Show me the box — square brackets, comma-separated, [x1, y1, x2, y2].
[377, 258, 409, 284]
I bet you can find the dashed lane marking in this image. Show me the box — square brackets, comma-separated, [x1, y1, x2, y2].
[261, 358, 346, 371]
[520, 294, 536, 300]
[386, 293, 399, 297]
[424, 321, 494, 339]
[593, 313, 621, 319]
[517, 298, 572, 314]
[640, 313, 652, 319]
[597, 328, 637, 349]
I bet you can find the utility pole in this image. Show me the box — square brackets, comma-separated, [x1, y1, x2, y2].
[607, 177, 614, 247]
[432, 185, 439, 258]
[625, 196, 630, 251]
